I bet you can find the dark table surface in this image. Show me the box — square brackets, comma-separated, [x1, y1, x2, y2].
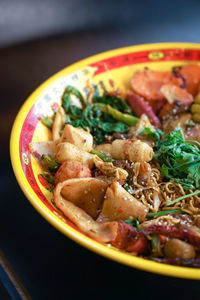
[1, 27, 200, 299]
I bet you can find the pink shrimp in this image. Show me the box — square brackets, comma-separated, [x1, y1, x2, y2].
[55, 160, 91, 185]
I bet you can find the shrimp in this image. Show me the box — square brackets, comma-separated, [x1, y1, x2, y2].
[55, 160, 92, 185]
[131, 69, 183, 101]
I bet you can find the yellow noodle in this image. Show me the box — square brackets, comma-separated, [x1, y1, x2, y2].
[131, 166, 200, 215]
[151, 168, 161, 182]
[132, 187, 160, 212]
[153, 215, 180, 226]
[160, 183, 200, 215]
[194, 215, 200, 226]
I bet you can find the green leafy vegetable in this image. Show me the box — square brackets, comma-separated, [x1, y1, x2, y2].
[41, 155, 60, 172]
[62, 85, 87, 121]
[141, 127, 164, 147]
[90, 149, 113, 162]
[154, 127, 200, 190]
[100, 121, 128, 132]
[60, 85, 138, 144]
[146, 209, 183, 218]
[93, 94, 132, 114]
[125, 217, 141, 231]
[82, 103, 130, 144]
[62, 85, 87, 109]
[134, 217, 142, 231]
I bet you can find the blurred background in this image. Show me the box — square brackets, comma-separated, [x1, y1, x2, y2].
[1, 0, 200, 48]
[1, 0, 200, 299]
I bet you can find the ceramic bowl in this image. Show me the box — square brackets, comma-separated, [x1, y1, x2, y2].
[10, 42, 200, 279]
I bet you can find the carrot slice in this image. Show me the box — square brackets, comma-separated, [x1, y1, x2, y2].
[180, 64, 200, 96]
[160, 84, 193, 106]
[131, 70, 183, 101]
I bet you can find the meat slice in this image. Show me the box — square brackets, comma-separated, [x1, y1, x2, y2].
[180, 64, 200, 96]
[131, 70, 183, 100]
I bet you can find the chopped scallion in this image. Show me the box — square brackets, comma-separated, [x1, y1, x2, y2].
[166, 190, 200, 206]
[146, 209, 183, 217]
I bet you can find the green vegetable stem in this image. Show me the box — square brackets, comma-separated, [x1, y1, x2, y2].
[151, 234, 161, 256]
[92, 93, 132, 113]
[40, 172, 55, 185]
[41, 155, 60, 172]
[104, 104, 138, 126]
[63, 87, 139, 144]
[39, 172, 55, 192]
[146, 209, 183, 217]
[41, 116, 53, 129]
[42, 85, 139, 145]
[124, 217, 141, 230]
[62, 85, 88, 110]
[90, 149, 113, 162]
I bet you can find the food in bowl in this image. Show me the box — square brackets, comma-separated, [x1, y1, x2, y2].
[29, 63, 200, 268]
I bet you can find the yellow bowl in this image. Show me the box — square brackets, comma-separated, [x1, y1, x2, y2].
[10, 42, 200, 279]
